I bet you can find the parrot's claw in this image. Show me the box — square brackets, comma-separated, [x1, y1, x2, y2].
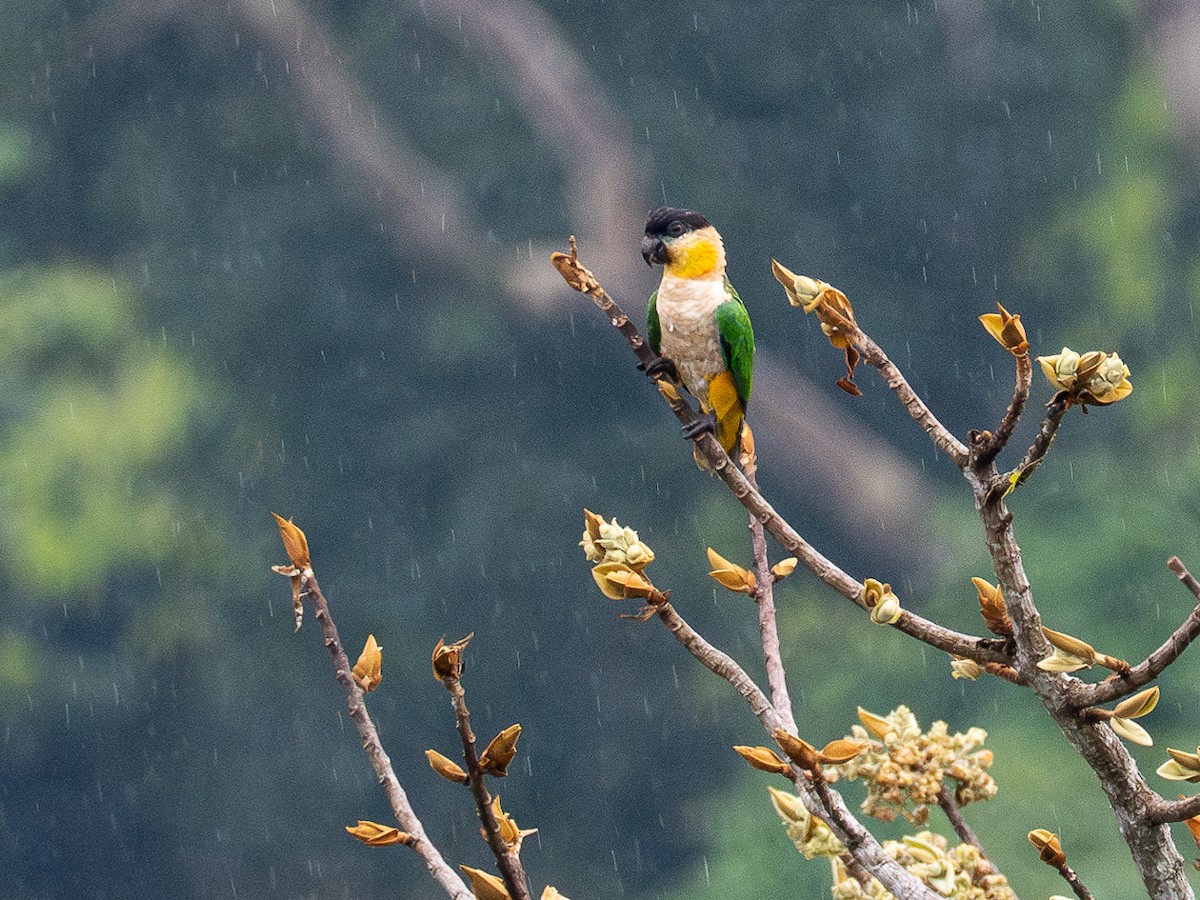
[682, 411, 717, 442]
[640, 356, 680, 382]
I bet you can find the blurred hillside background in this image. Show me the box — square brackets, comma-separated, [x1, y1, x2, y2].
[2, 0, 1200, 897]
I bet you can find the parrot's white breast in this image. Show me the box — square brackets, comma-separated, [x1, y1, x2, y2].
[656, 275, 729, 412]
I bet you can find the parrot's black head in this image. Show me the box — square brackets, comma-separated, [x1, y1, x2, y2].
[641, 207, 712, 266]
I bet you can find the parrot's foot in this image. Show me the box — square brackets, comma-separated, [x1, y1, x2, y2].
[682, 411, 717, 442]
[641, 355, 680, 382]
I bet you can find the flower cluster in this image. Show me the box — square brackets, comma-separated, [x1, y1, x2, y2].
[827, 707, 996, 825]
[580, 508, 655, 568]
[828, 832, 1015, 900]
[580, 510, 667, 615]
[1036, 347, 1132, 406]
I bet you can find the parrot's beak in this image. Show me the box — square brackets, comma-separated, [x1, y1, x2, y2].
[641, 235, 668, 266]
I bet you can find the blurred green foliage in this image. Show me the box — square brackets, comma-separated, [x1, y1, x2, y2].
[0, 1, 1198, 898]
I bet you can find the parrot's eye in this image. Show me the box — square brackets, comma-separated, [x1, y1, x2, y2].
[667, 221, 686, 237]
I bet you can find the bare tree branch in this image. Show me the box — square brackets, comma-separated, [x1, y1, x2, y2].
[743, 451, 798, 735]
[972, 353, 1032, 468]
[553, 241, 1012, 667]
[441, 673, 532, 900]
[969, 480, 1192, 897]
[1070, 556, 1200, 707]
[813, 304, 970, 467]
[301, 571, 473, 900]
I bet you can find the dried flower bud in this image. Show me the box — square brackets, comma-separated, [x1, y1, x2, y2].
[352, 634, 383, 692]
[819, 739, 868, 764]
[1028, 829, 1067, 869]
[432, 633, 473, 681]
[489, 795, 537, 850]
[345, 820, 412, 847]
[460, 865, 512, 900]
[735, 745, 792, 776]
[480, 724, 522, 777]
[950, 657, 982, 681]
[426, 748, 469, 784]
[979, 302, 1029, 355]
[857, 707, 893, 740]
[970, 577, 1013, 637]
[707, 547, 756, 594]
[272, 512, 311, 569]
[771, 557, 798, 579]
[773, 728, 823, 773]
[1158, 747, 1200, 782]
[1113, 686, 1160, 720]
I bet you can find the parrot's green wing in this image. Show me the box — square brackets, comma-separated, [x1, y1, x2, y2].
[647, 289, 662, 356]
[716, 276, 754, 410]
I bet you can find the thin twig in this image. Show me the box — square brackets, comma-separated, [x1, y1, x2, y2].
[1070, 556, 1200, 707]
[442, 675, 532, 900]
[817, 305, 970, 467]
[552, 243, 1011, 668]
[1054, 860, 1098, 900]
[302, 571, 473, 900]
[1000, 393, 1070, 496]
[744, 455, 798, 734]
[936, 784, 992, 869]
[973, 353, 1032, 468]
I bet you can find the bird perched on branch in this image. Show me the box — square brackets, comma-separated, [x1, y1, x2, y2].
[641, 207, 755, 465]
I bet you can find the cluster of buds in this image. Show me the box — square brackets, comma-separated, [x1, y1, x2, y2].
[828, 707, 996, 825]
[426, 634, 570, 900]
[736, 730, 867, 780]
[581, 510, 667, 617]
[825, 832, 1014, 899]
[580, 508, 655, 568]
[863, 578, 902, 625]
[1036, 347, 1133, 407]
[771, 260, 862, 396]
